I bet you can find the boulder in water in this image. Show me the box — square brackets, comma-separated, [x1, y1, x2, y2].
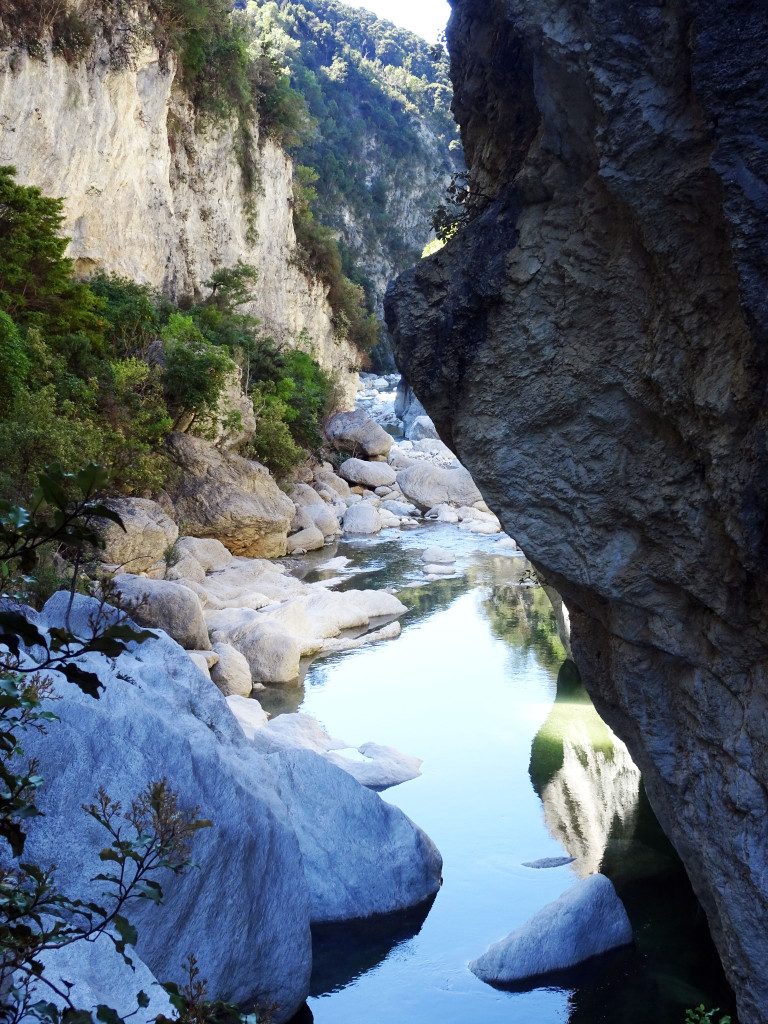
[469, 874, 633, 986]
[397, 463, 482, 511]
[339, 458, 397, 489]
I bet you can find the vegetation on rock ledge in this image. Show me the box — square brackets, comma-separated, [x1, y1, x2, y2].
[0, 168, 339, 500]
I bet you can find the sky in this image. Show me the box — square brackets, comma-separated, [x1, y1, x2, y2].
[337, 0, 450, 42]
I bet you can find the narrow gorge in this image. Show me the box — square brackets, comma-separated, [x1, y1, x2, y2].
[0, 2, 764, 1024]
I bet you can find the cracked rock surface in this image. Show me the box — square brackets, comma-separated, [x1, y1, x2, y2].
[386, 1, 768, 1020]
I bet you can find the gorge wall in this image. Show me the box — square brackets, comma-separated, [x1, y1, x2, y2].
[386, 1, 768, 1021]
[0, 4, 359, 402]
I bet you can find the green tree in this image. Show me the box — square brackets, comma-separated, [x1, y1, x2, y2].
[162, 314, 235, 431]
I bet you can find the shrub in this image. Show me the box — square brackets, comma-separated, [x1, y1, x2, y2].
[161, 314, 236, 431]
[247, 386, 306, 479]
[0, 310, 29, 409]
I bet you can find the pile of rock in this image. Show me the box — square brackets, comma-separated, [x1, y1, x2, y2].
[16, 593, 443, 1020]
[97, 499, 409, 690]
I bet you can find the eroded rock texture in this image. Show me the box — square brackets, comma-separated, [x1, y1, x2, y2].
[386, 1, 768, 1019]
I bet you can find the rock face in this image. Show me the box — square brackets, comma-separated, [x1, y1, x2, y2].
[386, 2, 768, 1019]
[469, 874, 633, 986]
[20, 593, 442, 1020]
[0, 13, 359, 404]
[165, 432, 295, 558]
[95, 498, 178, 574]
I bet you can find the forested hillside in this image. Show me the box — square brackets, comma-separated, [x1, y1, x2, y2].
[238, 0, 461, 363]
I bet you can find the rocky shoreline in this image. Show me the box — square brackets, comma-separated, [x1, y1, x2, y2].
[15, 375, 519, 1019]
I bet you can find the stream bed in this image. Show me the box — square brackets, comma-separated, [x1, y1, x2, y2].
[261, 524, 733, 1024]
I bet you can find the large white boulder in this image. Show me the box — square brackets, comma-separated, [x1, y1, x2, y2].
[406, 415, 439, 441]
[343, 503, 383, 535]
[165, 432, 294, 558]
[112, 573, 210, 651]
[233, 710, 422, 792]
[21, 593, 443, 1020]
[286, 526, 326, 555]
[94, 497, 178, 574]
[326, 409, 393, 458]
[313, 465, 352, 499]
[397, 463, 483, 511]
[266, 749, 442, 922]
[20, 933, 174, 1021]
[211, 642, 253, 696]
[469, 874, 633, 985]
[28, 594, 312, 1020]
[227, 621, 303, 685]
[339, 458, 397, 489]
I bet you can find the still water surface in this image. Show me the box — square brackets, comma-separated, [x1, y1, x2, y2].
[263, 525, 733, 1024]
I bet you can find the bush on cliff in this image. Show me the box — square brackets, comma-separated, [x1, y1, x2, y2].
[0, 170, 340, 498]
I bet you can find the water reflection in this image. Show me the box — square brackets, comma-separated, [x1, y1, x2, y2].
[530, 660, 642, 877]
[269, 527, 734, 1023]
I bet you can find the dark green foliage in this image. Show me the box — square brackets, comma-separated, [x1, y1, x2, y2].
[291, 165, 380, 354]
[0, 167, 105, 358]
[0, 170, 341, 500]
[161, 314, 236, 431]
[0, 312, 29, 409]
[241, 0, 460, 288]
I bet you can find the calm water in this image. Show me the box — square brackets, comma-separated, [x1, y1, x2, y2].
[263, 525, 734, 1024]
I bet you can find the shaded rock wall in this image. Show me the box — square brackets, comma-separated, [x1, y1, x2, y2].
[386, 1, 768, 1020]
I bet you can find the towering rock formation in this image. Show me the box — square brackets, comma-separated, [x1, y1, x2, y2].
[0, 4, 359, 402]
[386, 1, 768, 1020]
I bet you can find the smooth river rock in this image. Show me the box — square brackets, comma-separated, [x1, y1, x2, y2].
[326, 409, 394, 458]
[165, 432, 294, 558]
[339, 457, 397, 489]
[470, 874, 632, 986]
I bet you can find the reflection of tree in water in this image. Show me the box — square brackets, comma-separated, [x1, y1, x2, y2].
[529, 660, 735, 1023]
[484, 582, 568, 671]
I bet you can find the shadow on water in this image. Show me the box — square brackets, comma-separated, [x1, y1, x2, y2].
[309, 897, 436, 997]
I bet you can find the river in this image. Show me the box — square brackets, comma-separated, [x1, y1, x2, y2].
[259, 521, 733, 1024]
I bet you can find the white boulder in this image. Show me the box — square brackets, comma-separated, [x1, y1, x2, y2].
[266, 749, 442, 922]
[343, 503, 383, 535]
[469, 874, 633, 986]
[112, 574, 210, 651]
[339, 458, 397, 489]
[397, 463, 483, 511]
[326, 409, 393, 458]
[95, 497, 178, 574]
[407, 415, 439, 441]
[211, 642, 253, 696]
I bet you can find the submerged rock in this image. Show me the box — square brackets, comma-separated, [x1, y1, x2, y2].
[470, 874, 632, 986]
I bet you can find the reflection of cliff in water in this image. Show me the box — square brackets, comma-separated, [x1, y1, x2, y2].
[530, 660, 642, 877]
[528, 658, 734, 1021]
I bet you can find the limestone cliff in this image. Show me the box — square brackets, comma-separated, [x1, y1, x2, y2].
[386, 1, 768, 1020]
[0, 7, 359, 403]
